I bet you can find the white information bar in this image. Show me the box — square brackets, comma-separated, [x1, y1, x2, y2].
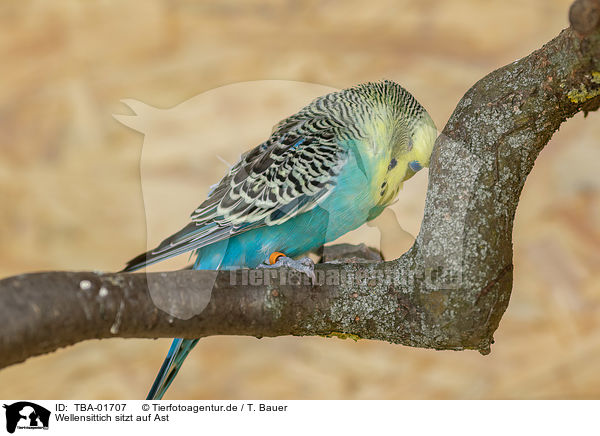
[1, 400, 597, 435]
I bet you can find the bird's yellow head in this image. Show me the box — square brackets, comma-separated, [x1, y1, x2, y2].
[340, 81, 437, 206]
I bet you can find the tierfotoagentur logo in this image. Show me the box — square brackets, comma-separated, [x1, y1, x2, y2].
[2, 402, 50, 434]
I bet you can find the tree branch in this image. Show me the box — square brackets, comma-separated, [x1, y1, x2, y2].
[1, 0, 599, 369]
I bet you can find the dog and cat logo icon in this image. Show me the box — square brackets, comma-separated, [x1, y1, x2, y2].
[2, 402, 50, 433]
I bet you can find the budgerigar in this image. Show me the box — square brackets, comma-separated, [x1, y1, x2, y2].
[122, 80, 437, 400]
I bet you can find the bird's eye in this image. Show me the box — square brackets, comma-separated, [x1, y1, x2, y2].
[408, 160, 422, 172]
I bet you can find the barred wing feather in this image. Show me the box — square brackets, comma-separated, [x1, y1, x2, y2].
[122, 115, 348, 271]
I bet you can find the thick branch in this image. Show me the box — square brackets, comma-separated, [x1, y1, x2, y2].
[1, 2, 599, 369]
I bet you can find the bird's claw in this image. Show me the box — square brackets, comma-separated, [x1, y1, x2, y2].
[258, 256, 316, 284]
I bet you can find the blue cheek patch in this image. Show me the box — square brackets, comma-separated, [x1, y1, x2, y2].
[408, 160, 423, 172]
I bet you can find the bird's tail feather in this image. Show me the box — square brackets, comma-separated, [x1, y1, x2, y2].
[146, 338, 199, 400]
[121, 221, 213, 272]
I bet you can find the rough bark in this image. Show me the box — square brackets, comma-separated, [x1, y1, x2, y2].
[1, 0, 599, 369]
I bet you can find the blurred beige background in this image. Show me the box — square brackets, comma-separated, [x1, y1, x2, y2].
[1, 0, 599, 399]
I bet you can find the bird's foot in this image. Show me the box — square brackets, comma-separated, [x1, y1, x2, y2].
[258, 252, 316, 284]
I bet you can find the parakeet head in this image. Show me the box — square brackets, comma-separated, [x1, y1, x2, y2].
[312, 80, 437, 179]
[327, 80, 437, 198]
[345, 81, 437, 212]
